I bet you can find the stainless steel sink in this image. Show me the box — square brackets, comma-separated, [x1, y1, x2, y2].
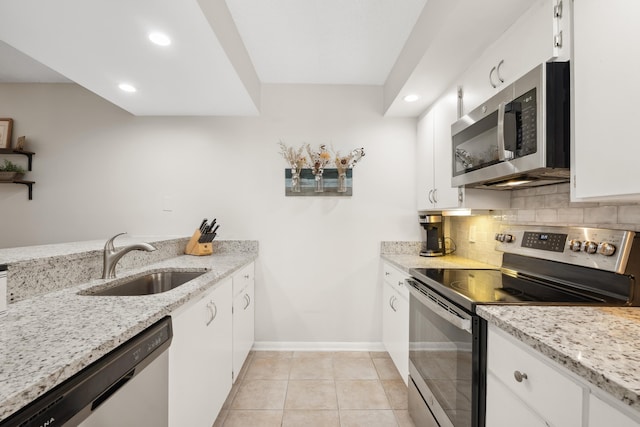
[86, 271, 206, 296]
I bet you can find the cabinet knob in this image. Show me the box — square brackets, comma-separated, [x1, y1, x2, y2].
[513, 370, 528, 382]
[243, 274, 250, 279]
[385, 272, 390, 276]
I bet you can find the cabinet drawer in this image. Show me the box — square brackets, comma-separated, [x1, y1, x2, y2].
[487, 326, 584, 427]
[233, 262, 254, 296]
[382, 263, 409, 298]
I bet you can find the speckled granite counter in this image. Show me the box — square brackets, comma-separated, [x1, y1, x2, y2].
[381, 253, 497, 273]
[0, 248, 257, 422]
[478, 305, 640, 411]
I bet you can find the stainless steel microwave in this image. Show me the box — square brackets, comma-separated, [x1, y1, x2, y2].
[451, 62, 570, 189]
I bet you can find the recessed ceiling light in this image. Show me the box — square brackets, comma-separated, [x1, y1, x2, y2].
[118, 83, 137, 93]
[403, 94, 420, 103]
[149, 32, 171, 46]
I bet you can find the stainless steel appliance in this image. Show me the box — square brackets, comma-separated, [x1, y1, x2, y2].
[419, 214, 445, 257]
[406, 225, 640, 427]
[451, 62, 570, 189]
[0, 317, 172, 427]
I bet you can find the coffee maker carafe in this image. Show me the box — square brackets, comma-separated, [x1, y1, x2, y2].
[419, 214, 445, 257]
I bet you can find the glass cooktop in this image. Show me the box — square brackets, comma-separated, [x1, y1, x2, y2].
[408, 268, 621, 312]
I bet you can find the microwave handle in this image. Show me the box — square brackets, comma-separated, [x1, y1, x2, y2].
[497, 101, 507, 161]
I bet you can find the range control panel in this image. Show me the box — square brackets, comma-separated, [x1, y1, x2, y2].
[495, 226, 636, 274]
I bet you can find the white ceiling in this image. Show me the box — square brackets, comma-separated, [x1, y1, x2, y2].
[0, 0, 534, 117]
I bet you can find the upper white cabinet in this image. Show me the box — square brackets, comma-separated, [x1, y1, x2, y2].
[460, 0, 569, 115]
[169, 278, 233, 427]
[572, 1, 640, 200]
[416, 87, 509, 211]
[416, 89, 460, 211]
[232, 262, 255, 383]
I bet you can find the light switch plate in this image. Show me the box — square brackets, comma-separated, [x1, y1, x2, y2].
[469, 225, 477, 243]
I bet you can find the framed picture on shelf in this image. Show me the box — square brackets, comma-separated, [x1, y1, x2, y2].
[0, 119, 13, 149]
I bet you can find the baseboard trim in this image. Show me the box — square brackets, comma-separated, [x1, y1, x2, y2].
[253, 341, 386, 352]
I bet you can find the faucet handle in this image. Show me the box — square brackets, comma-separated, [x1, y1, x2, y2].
[105, 232, 127, 252]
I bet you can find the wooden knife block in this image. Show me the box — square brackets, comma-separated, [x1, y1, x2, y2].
[185, 230, 213, 256]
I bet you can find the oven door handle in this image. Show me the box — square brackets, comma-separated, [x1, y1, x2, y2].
[406, 279, 472, 333]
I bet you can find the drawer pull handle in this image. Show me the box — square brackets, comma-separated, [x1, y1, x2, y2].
[514, 370, 528, 382]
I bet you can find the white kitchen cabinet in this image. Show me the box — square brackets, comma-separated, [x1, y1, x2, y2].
[381, 262, 409, 385]
[460, 0, 569, 115]
[571, 1, 640, 200]
[416, 88, 509, 212]
[486, 371, 550, 427]
[169, 278, 233, 427]
[589, 393, 640, 427]
[486, 325, 583, 427]
[232, 262, 255, 383]
[488, 324, 640, 427]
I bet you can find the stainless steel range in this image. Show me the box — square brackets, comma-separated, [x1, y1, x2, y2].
[406, 225, 640, 427]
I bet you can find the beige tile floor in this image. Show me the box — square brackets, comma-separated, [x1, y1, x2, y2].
[214, 351, 416, 427]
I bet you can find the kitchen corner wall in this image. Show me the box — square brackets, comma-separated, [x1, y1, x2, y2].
[450, 182, 640, 265]
[0, 83, 419, 346]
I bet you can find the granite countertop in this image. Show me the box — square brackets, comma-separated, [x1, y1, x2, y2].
[0, 251, 257, 422]
[479, 305, 640, 411]
[381, 253, 497, 273]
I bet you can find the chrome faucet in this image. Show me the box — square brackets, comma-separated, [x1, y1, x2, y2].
[102, 232, 157, 279]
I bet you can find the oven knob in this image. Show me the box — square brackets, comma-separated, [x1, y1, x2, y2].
[503, 234, 514, 243]
[569, 240, 582, 252]
[583, 241, 598, 254]
[598, 242, 616, 256]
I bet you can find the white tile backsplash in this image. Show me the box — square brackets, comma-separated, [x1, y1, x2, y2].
[449, 183, 640, 265]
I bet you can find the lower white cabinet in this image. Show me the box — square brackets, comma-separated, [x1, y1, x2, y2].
[232, 263, 255, 383]
[487, 324, 640, 427]
[589, 394, 640, 427]
[169, 278, 233, 427]
[381, 262, 409, 385]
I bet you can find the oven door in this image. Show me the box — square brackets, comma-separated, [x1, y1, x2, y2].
[407, 279, 486, 427]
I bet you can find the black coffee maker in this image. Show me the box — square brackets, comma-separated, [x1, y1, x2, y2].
[419, 214, 445, 257]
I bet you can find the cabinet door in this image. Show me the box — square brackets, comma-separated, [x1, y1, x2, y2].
[382, 282, 409, 385]
[486, 371, 551, 427]
[233, 278, 255, 383]
[169, 279, 232, 427]
[432, 88, 461, 209]
[588, 394, 640, 427]
[487, 326, 583, 427]
[416, 108, 435, 211]
[461, 0, 565, 115]
[233, 262, 254, 296]
[572, 1, 640, 200]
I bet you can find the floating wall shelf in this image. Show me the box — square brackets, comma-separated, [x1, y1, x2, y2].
[0, 149, 35, 200]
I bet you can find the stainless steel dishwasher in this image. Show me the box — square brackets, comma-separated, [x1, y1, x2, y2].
[0, 317, 172, 427]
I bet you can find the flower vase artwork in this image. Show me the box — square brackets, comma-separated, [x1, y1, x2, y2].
[335, 148, 365, 193]
[279, 142, 306, 192]
[307, 144, 331, 192]
[279, 141, 365, 196]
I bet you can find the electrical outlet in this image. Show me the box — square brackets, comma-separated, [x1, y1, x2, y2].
[469, 225, 477, 243]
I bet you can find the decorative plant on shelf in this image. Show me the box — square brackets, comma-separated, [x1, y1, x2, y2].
[0, 159, 26, 181]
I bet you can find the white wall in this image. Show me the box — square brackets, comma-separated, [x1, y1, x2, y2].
[0, 83, 419, 345]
